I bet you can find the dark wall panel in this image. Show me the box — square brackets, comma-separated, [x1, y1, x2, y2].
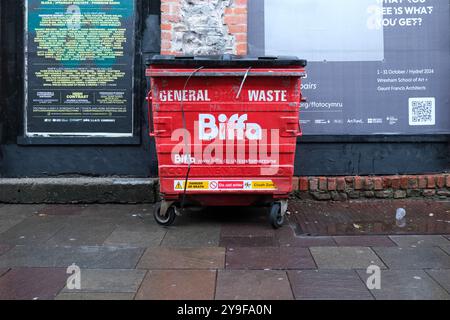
[1, 144, 154, 177]
[296, 142, 450, 176]
[1, 0, 24, 144]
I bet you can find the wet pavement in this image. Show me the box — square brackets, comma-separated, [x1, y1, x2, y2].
[0, 200, 449, 300]
[290, 200, 450, 236]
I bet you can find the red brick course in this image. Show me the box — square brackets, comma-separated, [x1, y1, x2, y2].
[319, 177, 327, 191]
[400, 176, 409, 190]
[299, 178, 309, 191]
[374, 178, 383, 191]
[364, 178, 374, 191]
[327, 178, 337, 191]
[427, 175, 436, 188]
[436, 175, 445, 188]
[337, 178, 346, 191]
[407, 176, 418, 189]
[354, 177, 363, 190]
[309, 178, 319, 191]
[382, 177, 391, 189]
[391, 176, 401, 189]
[293, 174, 449, 201]
[418, 175, 427, 189]
[292, 177, 299, 191]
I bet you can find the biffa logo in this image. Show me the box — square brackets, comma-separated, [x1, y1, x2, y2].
[199, 114, 262, 141]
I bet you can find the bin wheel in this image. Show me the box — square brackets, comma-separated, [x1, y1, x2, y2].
[269, 202, 284, 229]
[154, 203, 176, 226]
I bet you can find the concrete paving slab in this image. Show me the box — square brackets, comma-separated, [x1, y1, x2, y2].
[135, 270, 216, 300]
[171, 213, 224, 228]
[104, 225, 166, 248]
[333, 236, 397, 247]
[225, 247, 316, 270]
[0, 245, 12, 256]
[373, 247, 450, 269]
[0, 217, 29, 235]
[310, 247, 386, 269]
[80, 204, 153, 220]
[137, 247, 225, 270]
[55, 292, 135, 300]
[356, 269, 450, 300]
[69, 212, 156, 230]
[46, 219, 117, 246]
[0, 205, 43, 234]
[441, 245, 450, 255]
[425, 270, 450, 293]
[37, 205, 86, 216]
[0, 204, 44, 219]
[61, 269, 146, 293]
[215, 270, 293, 300]
[276, 227, 336, 247]
[279, 236, 337, 248]
[0, 245, 144, 269]
[0, 218, 23, 234]
[221, 223, 275, 238]
[219, 236, 275, 247]
[288, 270, 374, 300]
[0, 216, 68, 245]
[0, 267, 67, 300]
[0, 268, 10, 277]
[389, 235, 450, 247]
[161, 225, 221, 247]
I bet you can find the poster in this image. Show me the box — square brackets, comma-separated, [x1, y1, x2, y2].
[249, 0, 450, 135]
[24, 0, 136, 138]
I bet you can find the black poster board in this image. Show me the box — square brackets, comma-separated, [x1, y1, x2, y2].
[23, 0, 138, 144]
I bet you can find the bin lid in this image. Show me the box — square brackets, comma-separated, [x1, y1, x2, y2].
[147, 54, 307, 68]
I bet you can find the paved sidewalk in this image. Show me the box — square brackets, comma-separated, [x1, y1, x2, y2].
[0, 201, 449, 300]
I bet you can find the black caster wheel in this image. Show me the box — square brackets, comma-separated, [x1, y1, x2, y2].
[268, 202, 284, 229]
[154, 202, 177, 226]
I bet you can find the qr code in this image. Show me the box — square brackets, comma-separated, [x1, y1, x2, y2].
[409, 98, 435, 126]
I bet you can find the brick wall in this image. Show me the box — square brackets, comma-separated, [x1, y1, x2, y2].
[292, 174, 450, 201]
[160, 0, 248, 56]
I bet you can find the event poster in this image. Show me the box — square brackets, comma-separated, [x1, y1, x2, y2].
[25, 0, 136, 138]
[249, 0, 450, 135]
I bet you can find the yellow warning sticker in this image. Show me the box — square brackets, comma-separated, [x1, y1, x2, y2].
[174, 180, 277, 191]
[175, 181, 183, 190]
[251, 181, 277, 190]
[174, 180, 209, 190]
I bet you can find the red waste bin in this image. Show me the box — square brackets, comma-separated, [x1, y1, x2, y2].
[146, 55, 307, 228]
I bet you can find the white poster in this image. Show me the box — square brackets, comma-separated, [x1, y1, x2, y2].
[264, 0, 384, 62]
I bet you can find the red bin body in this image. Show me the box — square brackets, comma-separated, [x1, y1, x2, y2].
[146, 55, 306, 226]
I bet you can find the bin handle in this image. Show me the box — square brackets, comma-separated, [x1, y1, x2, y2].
[297, 120, 303, 137]
[297, 93, 306, 137]
[147, 91, 156, 137]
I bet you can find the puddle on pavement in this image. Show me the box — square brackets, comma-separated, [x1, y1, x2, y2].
[289, 200, 450, 236]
